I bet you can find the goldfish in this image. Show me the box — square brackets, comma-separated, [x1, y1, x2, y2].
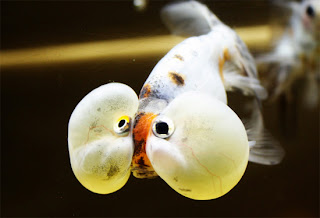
[257, 0, 320, 108]
[68, 0, 284, 200]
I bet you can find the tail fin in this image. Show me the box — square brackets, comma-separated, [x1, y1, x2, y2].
[244, 99, 285, 165]
[160, 0, 221, 36]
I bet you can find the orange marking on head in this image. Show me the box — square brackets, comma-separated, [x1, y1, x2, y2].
[139, 84, 152, 99]
[132, 112, 158, 178]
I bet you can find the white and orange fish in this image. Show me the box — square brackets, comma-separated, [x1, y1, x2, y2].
[68, 0, 284, 200]
[257, 0, 320, 108]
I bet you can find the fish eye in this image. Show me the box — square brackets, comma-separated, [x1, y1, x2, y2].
[306, 5, 315, 18]
[152, 116, 174, 139]
[114, 115, 131, 135]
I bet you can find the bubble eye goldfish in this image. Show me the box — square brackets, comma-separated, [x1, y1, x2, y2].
[68, 0, 284, 200]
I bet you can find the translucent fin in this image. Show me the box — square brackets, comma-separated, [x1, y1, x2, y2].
[224, 71, 268, 100]
[222, 34, 268, 100]
[248, 129, 285, 165]
[271, 0, 300, 12]
[302, 72, 319, 108]
[160, 0, 221, 36]
[243, 100, 285, 165]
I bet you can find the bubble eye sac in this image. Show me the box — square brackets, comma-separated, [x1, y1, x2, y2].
[114, 116, 131, 135]
[306, 5, 315, 18]
[152, 117, 174, 139]
[146, 92, 249, 200]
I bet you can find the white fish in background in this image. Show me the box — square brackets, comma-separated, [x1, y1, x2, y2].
[133, 0, 148, 12]
[257, 0, 320, 108]
[68, 0, 284, 200]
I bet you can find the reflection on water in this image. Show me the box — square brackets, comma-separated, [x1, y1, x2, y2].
[1, 1, 319, 217]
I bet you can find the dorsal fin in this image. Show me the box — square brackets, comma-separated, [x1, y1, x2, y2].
[161, 0, 221, 36]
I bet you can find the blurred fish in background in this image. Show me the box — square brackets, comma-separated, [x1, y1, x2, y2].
[257, 0, 320, 109]
[133, 0, 148, 12]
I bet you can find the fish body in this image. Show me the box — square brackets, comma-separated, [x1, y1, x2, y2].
[68, 0, 284, 200]
[131, 29, 228, 178]
[139, 32, 227, 104]
[131, 1, 283, 182]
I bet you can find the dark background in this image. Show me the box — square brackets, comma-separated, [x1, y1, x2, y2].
[1, 1, 319, 217]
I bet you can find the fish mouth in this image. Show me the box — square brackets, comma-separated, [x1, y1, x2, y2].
[131, 112, 158, 179]
[131, 165, 158, 179]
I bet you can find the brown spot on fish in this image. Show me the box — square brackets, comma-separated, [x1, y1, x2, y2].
[139, 84, 151, 99]
[168, 71, 185, 86]
[174, 54, 184, 61]
[132, 112, 158, 178]
[137, 156, 149, 168]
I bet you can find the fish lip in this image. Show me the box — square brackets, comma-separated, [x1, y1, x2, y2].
[131, 166, 158, 179]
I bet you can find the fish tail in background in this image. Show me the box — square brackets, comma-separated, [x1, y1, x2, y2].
[302, 72, 319, 109]
[244, 99, 285, 165]
[271, 0, 300, 13]
[160, 0, 221, 36]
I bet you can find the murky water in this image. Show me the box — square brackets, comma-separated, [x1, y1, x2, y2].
[1, 1, 319, 217]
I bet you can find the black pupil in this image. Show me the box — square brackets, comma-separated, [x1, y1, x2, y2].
[306, 5, 315, 18]
[118, 119, 126, 128]
[156, 122, 169, 135]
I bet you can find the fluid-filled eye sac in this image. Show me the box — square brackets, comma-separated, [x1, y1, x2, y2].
[68, 83, 138, 194]
[146, 92, 249, 200]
